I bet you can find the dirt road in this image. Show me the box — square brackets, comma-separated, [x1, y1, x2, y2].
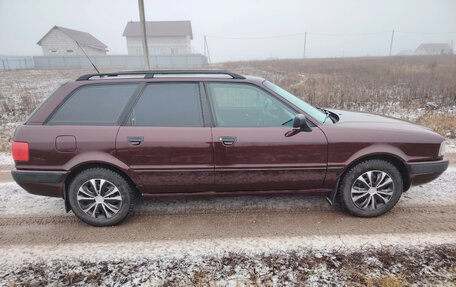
[0, 159, 455, 285]
[0, 200, 456, 247]
[0, 165, 455, 252]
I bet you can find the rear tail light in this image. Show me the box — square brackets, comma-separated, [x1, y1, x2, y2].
[12, 141, 29, 161]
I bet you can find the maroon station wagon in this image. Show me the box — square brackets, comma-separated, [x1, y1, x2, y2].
[11, 70, 448, 226]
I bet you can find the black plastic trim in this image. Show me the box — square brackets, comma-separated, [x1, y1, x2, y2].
[12, 170, 65, 183]
[77, 70, 245, 81]
[409, 159, 449, 175]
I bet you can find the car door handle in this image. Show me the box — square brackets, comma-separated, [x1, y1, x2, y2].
[127, 136, 144, 145]
[219, 136, 237, 146]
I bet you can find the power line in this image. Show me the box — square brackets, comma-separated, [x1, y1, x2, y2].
[206, 32, 306, 40]
[308, 31, 389, 37]
[205, 30, 456, 40]
[396, 31, 456, 35]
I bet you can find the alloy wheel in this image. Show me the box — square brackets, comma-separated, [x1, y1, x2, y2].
[350, 170, 394, 210]
[77, 178, 123, 219]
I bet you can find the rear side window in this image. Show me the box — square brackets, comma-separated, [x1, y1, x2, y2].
[48, 84, 138, 125]
[127, 83, 202, 126]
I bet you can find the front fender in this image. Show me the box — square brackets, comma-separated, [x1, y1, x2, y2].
[324, 143, 408, 189]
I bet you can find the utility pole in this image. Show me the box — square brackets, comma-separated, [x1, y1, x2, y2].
[138, 0, 150, 69]
[389, 29, 395, 56]
[204, 35, 211, 64]
[303, 32, 307, 58]
[203, 35, 207, 57]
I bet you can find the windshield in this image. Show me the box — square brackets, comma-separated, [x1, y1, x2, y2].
[263, 80, 327, 123]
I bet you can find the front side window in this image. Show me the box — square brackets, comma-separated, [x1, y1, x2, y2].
[48, 84, 138, 125]
[128, 83, 202, 127]
[263, 81, 326, 123]
[207, 83, 295, 127]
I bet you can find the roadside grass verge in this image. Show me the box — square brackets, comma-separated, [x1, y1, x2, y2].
[1, 244, 455, 286]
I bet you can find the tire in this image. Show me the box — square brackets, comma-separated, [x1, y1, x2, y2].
[68, 168, 135, 226]
[339, 160, 403, 217]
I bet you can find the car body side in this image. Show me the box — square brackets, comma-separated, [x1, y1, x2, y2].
[12, 77, 448, 208]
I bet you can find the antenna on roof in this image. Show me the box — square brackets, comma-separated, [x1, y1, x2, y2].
[75, 40, 100, 74]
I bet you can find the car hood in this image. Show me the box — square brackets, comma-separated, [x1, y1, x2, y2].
[326, 109, 440, 136]
[330, 109, 414, 125]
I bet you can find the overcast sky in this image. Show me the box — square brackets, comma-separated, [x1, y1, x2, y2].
[0, 0, 455, 62]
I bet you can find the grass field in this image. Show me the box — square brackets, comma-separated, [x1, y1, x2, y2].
[0, 55, 455, 151]
[220, 55, 456, 137]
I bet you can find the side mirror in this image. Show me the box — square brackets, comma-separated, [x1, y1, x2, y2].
[292, 114, 312, 132]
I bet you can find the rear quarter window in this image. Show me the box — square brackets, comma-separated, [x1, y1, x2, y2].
[47, 84, 138, 125]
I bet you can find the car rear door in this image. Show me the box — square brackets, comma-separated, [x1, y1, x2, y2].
[116, 81, 214, 194]
[206, 82, 327, 192]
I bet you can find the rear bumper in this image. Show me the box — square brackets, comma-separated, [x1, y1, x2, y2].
[11, 169, 67, 198]
[408, 158, 449, 186]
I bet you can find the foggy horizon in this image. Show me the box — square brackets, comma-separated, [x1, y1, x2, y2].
[0, 0, 455, 62]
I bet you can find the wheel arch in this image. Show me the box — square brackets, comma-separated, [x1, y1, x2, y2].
[327, 152, 411, 205]
[339, 153, 411, 192]
[63, 162, 142, 212]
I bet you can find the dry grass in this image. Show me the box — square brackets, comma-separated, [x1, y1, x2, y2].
[416, 113, 456, 138]
[222, 55, 456, 107]
[1, 244, 455, 286]
[0, 56, 455, 152]
[220, 55, 456, 136]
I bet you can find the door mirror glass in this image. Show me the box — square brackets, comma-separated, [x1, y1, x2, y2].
[293, 114, 312, 132]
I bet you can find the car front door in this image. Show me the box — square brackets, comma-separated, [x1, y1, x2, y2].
[206, 82, 327, 192]
[116, 82, 214, 194]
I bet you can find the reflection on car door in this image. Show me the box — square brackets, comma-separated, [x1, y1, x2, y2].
[116, 82, 214, 193]
[206, 82, 327, 192]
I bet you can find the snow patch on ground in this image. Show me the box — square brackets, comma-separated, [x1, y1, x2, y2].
[0, 152, 13, 165]
[0, 167, 454, 217]
[445, 139, 456, 153]
[0, 235, 455, 286]
[399, 166, 456, 206]
[1, 232, 456, 265]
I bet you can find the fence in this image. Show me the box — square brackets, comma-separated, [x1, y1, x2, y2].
[33, 54, 208, 69]
[0, 54, 208, 71]
[0, 56, 34, 71]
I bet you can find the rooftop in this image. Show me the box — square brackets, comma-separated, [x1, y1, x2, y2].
[37, 26, 108, 50]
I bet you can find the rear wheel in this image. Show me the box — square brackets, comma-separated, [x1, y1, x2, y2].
[68, 168, 134, 226]
[339, 160, 403, 217]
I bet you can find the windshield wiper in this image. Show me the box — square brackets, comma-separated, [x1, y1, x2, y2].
[317, 107, 332, 123]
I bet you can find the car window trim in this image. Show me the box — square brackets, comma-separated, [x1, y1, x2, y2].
[198, 82, 214, 127]
[118, 82, 147, 126]
[204, 81, 302, 128]
[45, 82, 141, 126]
[122, 81, 206, 127]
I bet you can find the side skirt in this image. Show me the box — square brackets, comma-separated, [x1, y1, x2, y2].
[141, 188, 332, 200]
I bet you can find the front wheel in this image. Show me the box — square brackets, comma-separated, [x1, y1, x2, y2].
[68, 168, 134, 226]
[339, 160, 403, 217]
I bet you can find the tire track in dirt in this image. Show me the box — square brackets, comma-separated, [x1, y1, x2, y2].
[0, 204, 454, 246]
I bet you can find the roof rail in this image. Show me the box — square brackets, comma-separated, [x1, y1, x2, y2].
[76, 70, 245, 81]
